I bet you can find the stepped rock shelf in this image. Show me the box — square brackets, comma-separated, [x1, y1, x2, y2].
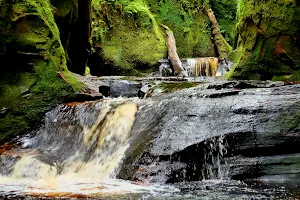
[0, 78, 300, 199]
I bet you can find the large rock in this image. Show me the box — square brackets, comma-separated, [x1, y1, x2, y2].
[118, 82, 300, 184]
[0, 0, 83, 144]
[229, 0, 300, 81]
[89, 0, 166, 76]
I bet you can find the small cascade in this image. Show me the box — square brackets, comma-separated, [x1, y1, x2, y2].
[182, 57, 218, 77]
[0, 99, 150, 197]
[201, 135, 229, 180]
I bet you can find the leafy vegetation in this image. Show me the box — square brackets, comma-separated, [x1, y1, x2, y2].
[91, 0, 166, 74]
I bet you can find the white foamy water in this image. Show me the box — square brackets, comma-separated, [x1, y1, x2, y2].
[0, 99, 179, 198]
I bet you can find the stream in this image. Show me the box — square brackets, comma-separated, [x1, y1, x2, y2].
[0, 77, 300, 199]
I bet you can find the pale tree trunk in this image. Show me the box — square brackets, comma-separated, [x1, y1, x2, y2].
[161, 24, 187, 77]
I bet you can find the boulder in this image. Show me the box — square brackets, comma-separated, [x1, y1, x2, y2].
[108, 81, 142, 98]
[0, 0, 83, 144]
[118, 83, 300, 184]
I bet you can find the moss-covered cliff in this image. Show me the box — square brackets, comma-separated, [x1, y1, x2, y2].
[89, 0, 166, 75]
[147, 0, 216, 57]
[0, 0, 83, 143]
[228, 0, 300, 81]
[89, 0, 218, 75]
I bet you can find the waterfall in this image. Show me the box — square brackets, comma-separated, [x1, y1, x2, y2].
[10, 101, 137, 181]
[201, 135, 229, 180]
[183, 57, 218, 77]
[0, 99, 154, 197]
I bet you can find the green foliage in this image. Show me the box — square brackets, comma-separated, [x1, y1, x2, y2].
[0, 0, 83, 143]
[211, 0, 238, 46]
[150, 0, 215, 57]
[92, 0, 166, 74]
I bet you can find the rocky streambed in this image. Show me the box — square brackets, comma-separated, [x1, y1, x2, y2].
[71, 75, 300, 186]
[115, 79, 300, 186]
[1, 76, 300, 199]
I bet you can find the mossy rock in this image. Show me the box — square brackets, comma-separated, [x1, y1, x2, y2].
[90, 0, 166, 75]
[155, 82, 200, 94]
[228, 0, 300, 81]
[0, 0, 83, 144]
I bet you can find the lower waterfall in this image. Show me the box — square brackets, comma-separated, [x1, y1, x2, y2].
[0, 81, 299, 199]
[0, 99, 175, 198]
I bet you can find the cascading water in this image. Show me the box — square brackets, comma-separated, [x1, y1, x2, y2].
[0, 99, 175, 198]
[201, 135, 229, 180]
[183, 57, 218, 77]
[0, 81, 299, 199]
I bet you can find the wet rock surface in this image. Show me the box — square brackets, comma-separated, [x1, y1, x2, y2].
[39, 73, 300, 184]
[118, 82, 300, 184]
[108, 80, 142, 98]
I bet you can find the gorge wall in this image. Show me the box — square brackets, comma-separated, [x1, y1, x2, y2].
[88, 0, 218, 76]
[228, 0, 300, 81]
[0, 0, 86, 143]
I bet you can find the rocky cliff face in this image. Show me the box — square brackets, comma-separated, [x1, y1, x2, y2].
[51, 0, 92, 75]
[229, 0, 300, 81]
[0, 0, 84, 143]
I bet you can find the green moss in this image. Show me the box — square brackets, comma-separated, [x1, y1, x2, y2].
[157, 82, 200, 93]
[289, 71, 300, 82]
[84, 66, 91, 76]
[92, 0, 166, 74]
[0, 0, 84, 144]
[228, 0, 300, 80]
[0, 61, 74, 144]
[271, 75, 289, 82]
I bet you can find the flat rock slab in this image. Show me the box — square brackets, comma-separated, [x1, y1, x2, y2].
[118, 83, 300, 183]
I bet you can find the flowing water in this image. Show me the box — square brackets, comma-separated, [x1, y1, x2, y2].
[182, 58, 218, 77]
[0, 99, 164, 198]
[0, 94, 299, 199]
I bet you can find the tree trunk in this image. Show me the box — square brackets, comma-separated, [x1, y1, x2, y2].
[206, 8, 232, 59]
[161, 25, 186, 77]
